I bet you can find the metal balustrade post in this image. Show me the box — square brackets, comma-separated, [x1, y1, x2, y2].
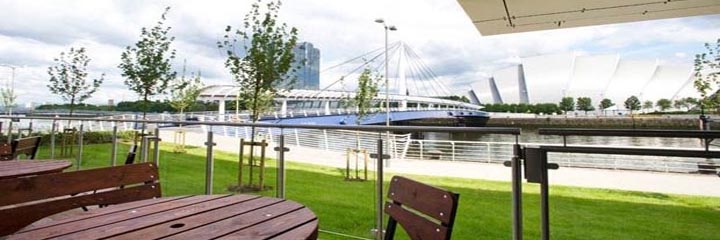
[141, 135, 149, 163]
[76, 123, 84, 171]
[375, 138, 385, 240]
[205, 131, 216, 194]
[153, 128, 161, 166]
[511, 141, 523, 240]
[111, 124, 118, 166]
[50, 119, 56, 159]
[275, 131, 289, 199]
[7, 120, 12, 144]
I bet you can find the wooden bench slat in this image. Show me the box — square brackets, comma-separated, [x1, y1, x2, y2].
[1, 183, 160, 237]
[51, 195, 252, 239]
[216, 208, 317, 240]
[0, 163, 159, 206]
[385, 202, 449, 240]
[387, 176, 457, 224]
[164, 200, 304, 240]
[18, 196, 188, 232]
[272, 219, 319, 240]
[109, 197, 282, 240]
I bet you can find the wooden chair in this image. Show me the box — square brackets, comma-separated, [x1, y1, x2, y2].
[11, 136, 41, 159]
[0, 163, 161, 236]
[384, 176, 460, 240]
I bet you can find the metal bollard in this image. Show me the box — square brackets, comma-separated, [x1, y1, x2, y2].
[50, 119, 56, 159]
[76, 123, 84, 171]
[205, 131, 216, 194]
[111, 124, 118, 166]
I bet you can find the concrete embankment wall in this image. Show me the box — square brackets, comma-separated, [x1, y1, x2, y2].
[486, 116, 715, 129]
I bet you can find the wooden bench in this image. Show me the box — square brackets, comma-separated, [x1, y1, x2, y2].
[0, 163, 161, 236]
[11, 136, 41, 159]
[384, 176, 460, 240]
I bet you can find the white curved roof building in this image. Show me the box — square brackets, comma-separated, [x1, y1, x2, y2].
[469, 53, 695, 109]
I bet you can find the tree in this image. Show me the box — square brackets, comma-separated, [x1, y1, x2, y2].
[0, 87, 16, 115]
[599, 98, 615, 115]
[624, 95, 641, 114]
[119, 7, 176, 122]
[642, 100, 654, 111]
[656, 98, 672, 112]
[693, 38, 720, 112]
[683, 97, 700, 110]
[559, 97, 575, 113]
[576, 97, 594, 114]
[47, 47, 105, 118]
[353, 68, 380, 124]
[673, 98, 685, 110]
[218, 0, 299, 189]
[218, 0, 299, 125]
[169, 61, 203, 114]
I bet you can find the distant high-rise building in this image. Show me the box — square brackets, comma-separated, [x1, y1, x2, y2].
[284, 42, 320, 90]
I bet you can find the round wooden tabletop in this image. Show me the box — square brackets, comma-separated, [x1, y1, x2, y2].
[0, 160, 72, 180]
[10, 195, 319, 239]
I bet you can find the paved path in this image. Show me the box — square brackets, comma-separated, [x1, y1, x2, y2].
[161, 130, 720, 197]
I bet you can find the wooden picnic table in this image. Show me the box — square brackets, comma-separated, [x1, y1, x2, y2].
[0, 160, 72, 180]
[8, 194, 318, 239]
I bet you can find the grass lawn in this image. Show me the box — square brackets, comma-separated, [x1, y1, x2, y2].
[37, 142, 720, 240]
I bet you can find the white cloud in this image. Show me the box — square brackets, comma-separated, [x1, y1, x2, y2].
[0, 0, 717, 104]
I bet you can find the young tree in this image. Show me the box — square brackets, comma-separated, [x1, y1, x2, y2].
[642, 100, 654, 111]
[683, 97, 700, 110]
[624, 95, 641, 114]
[559, 97, 575, 113]
[218, 0, 299, 189]
[599, 98, 615, 115]
[353, 68, 380, 124]
[576, 97, 595, 114]
[118, 7, 176, 121]
[693, 38, 720, 112]
[169, 61, 203, 115]
[218, 0, 298, 126]
[47, 47, 105, 117]
[0, 87, 16, 115]
[656, 98, 672, 112]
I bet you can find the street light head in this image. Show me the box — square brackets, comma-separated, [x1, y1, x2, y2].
[388, 25, 397, 31]
[374, 18, 385, 23]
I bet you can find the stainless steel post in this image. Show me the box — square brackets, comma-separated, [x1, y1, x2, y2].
[6, 120, 12, 144]
[375, 138, 384, 240]
[153, 128, 161, 166]
[141, 135, 149, 163]
[512, 141, 523, 240]
[205, 131, 215, 194]
[50, 119, 56, 159]
[276, 131, 287, 199]
[76, 123, 84, 171]
[111, 124, 118, 166]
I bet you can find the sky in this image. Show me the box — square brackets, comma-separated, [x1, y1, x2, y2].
[0, 0, 718, 105]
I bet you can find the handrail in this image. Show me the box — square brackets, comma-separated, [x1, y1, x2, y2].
[538, 128, 720, 139]
[0, 116, 521, 135]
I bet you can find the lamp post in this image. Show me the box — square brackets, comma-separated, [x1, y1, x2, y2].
[375, 18, 396, 130]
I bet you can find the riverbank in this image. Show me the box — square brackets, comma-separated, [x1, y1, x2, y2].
[485, 115, 715, 129]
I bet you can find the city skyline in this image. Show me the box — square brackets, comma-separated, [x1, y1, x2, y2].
[0, 0, 718, 105]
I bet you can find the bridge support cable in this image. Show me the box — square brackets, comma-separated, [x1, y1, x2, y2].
[404, 45, 443, 97]
[403, 44, 453, 96]
[314, 44, 398, 97]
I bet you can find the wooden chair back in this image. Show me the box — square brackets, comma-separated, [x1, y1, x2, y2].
[11, 136, 41, 159]
[0, 163, 161, 236]
[0, 143, 12, 161]
[384, 176, 460, 240]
